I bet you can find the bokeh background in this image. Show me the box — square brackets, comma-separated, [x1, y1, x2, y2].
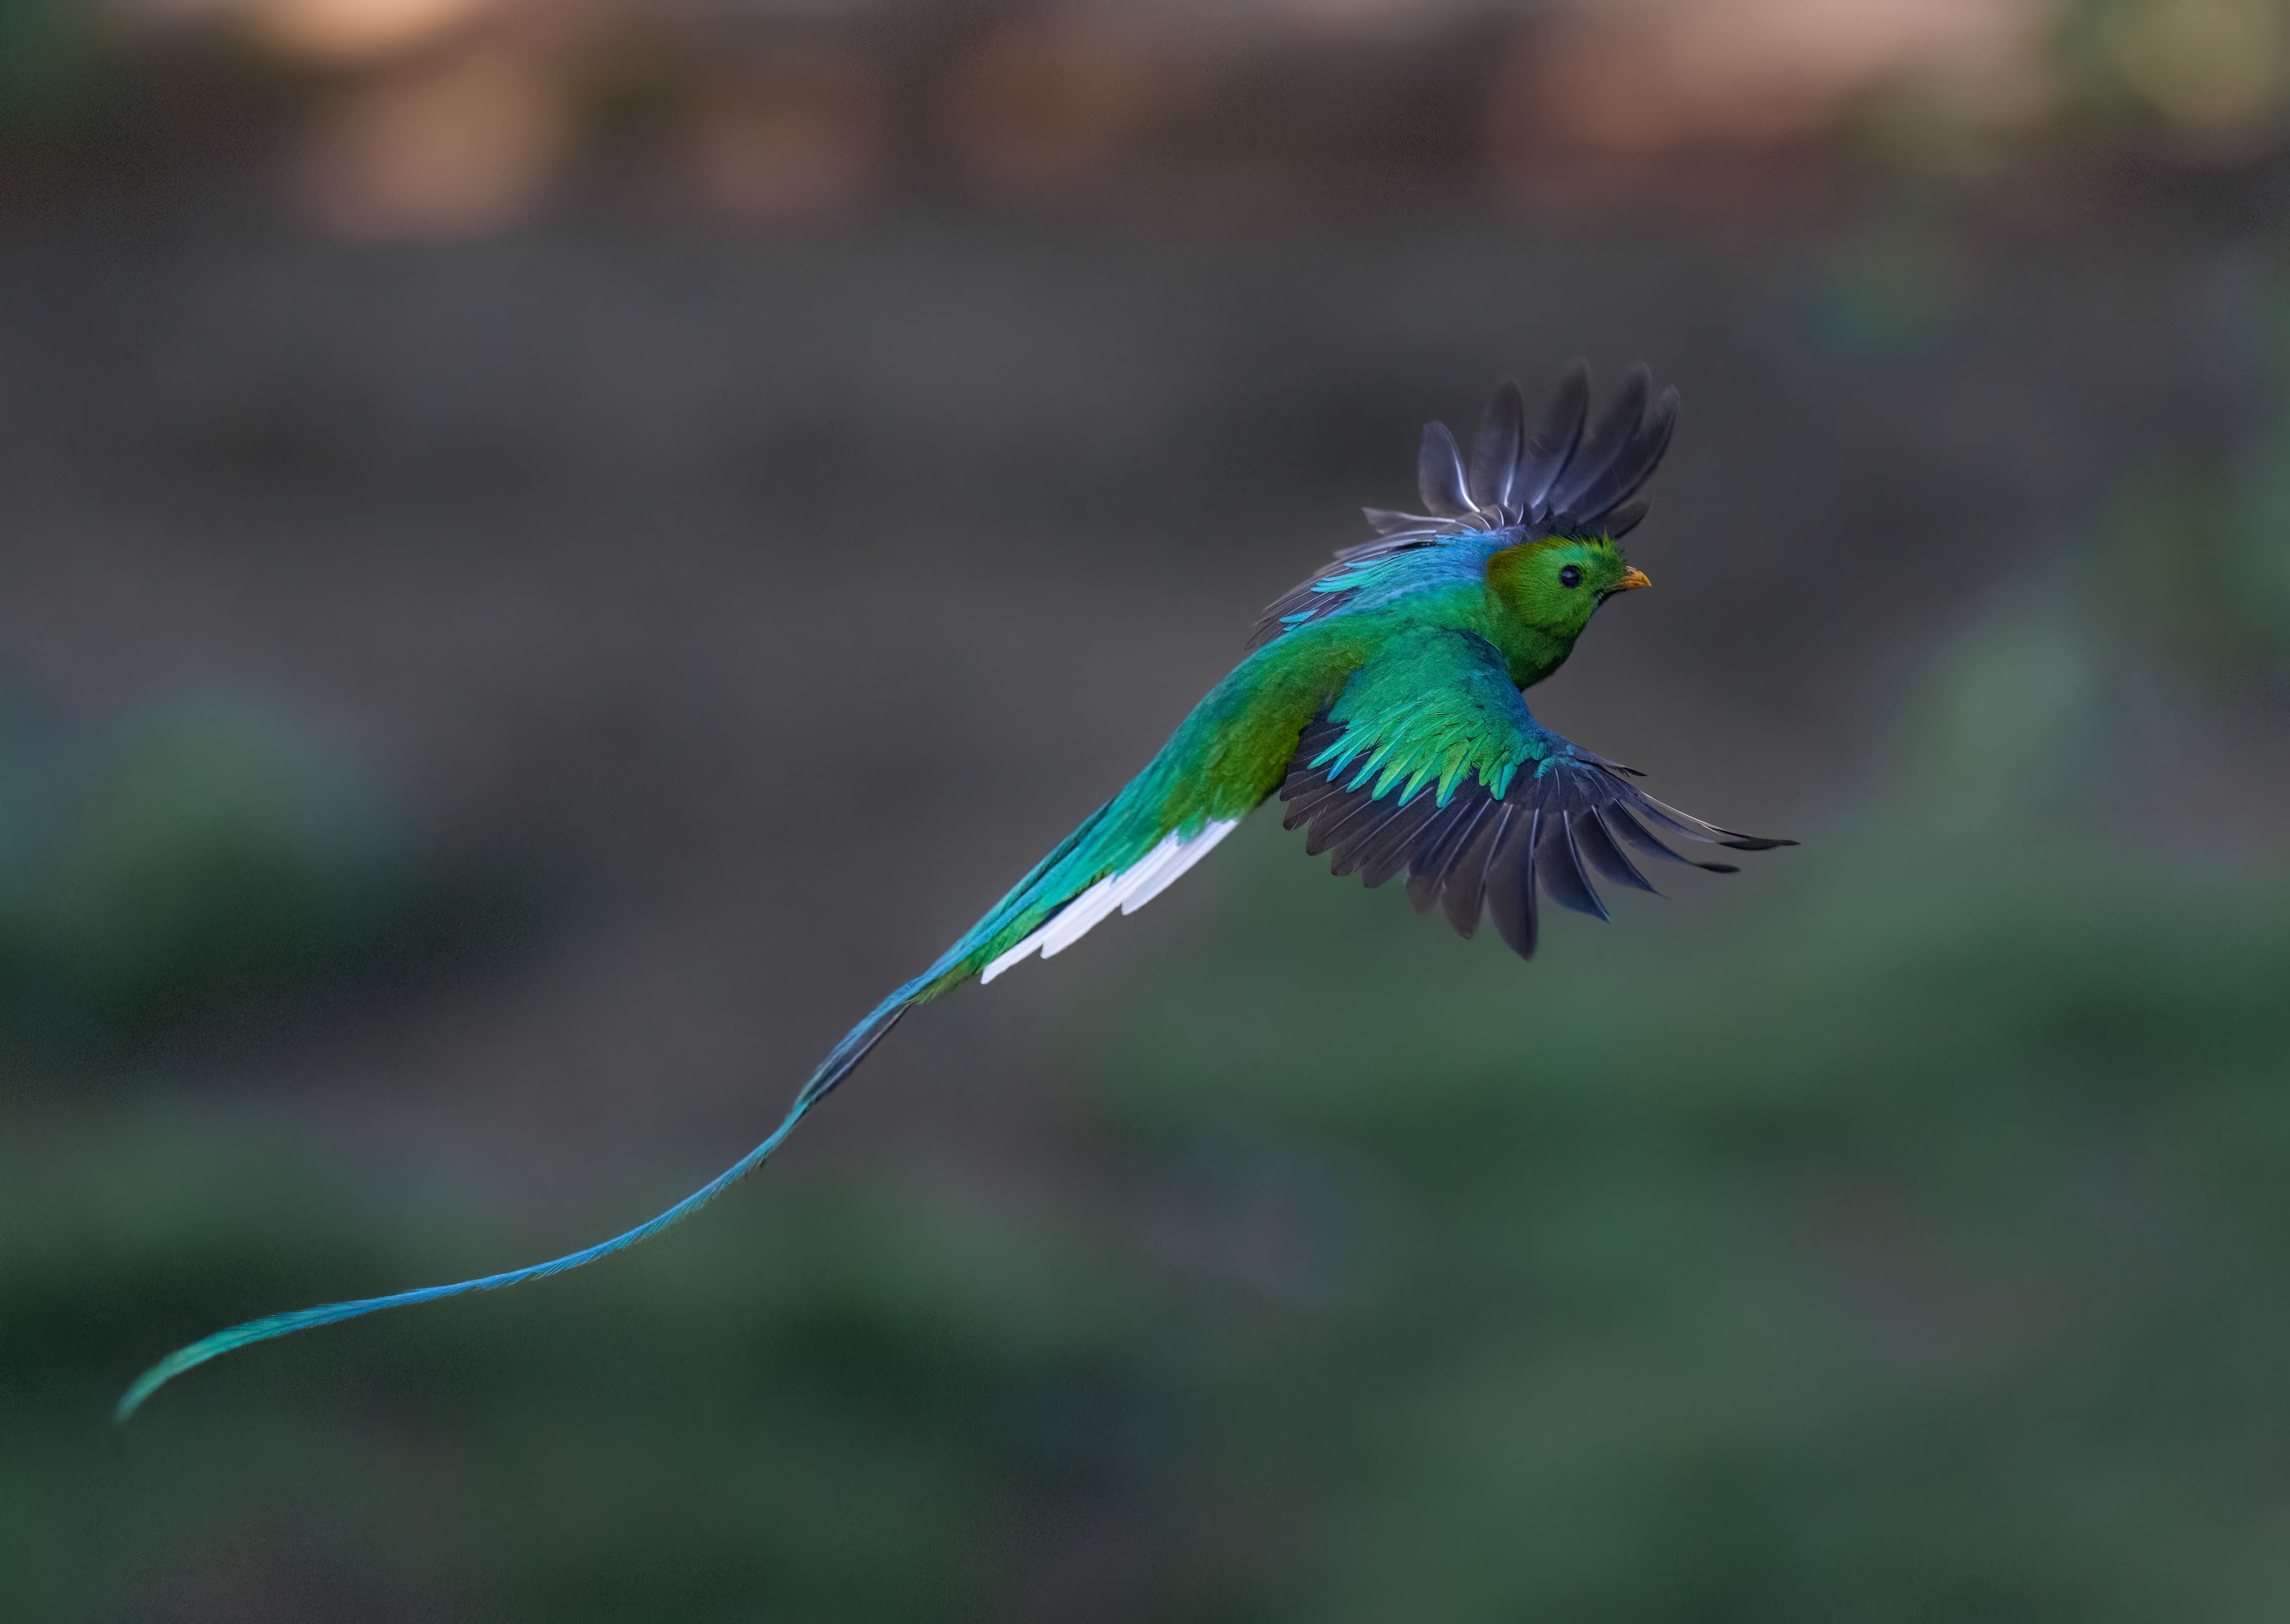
[6, 0, 2290, 1618]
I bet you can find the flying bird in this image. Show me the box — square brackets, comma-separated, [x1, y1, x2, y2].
[119, 363, 1791, 1419]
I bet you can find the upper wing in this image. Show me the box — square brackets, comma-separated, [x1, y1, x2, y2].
[1253, 362, 1677, 646]
[1278, 630, 1791, 959]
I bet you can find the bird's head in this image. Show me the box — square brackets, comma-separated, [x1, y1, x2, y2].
[1485, 533, 1650, 642]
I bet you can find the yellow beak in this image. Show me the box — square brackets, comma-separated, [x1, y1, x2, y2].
[1613, 566, 1652, 592]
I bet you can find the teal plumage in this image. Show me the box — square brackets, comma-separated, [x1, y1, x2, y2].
[117, 363, 1791, 1421]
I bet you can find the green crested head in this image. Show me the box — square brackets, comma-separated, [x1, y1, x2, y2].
[1484, 532, 1650, 644]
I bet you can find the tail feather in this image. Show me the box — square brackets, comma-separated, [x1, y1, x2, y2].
[115, 800, 1141, 1423]
[115, 984, 920, 1422]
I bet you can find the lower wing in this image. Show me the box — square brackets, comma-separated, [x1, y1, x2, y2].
[1276, 628, 1792, 959]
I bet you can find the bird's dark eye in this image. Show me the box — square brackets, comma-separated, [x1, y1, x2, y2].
[1558, 565, 1582, 589]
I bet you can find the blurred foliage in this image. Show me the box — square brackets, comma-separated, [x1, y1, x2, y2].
[2086, 284, 2290, 697]
[2056, 0, 2290, 143]
[7, 452, 2289, 1620]
[13, 0, 2290, 228]
[0, 693, 526, 1069]
[0, 0, 106, 138]
[1806, 212, 1968, 364]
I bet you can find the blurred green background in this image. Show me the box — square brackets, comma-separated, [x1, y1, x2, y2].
[5, 1, 2290, 1620]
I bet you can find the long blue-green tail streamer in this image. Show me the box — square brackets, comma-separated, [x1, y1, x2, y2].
[116, 797, 1120, 1423]
[114, 981, 921, 1422]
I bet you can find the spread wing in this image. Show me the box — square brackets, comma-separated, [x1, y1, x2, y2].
[1277, 630, 1791, 959]
[1253, 362, 1677, 646]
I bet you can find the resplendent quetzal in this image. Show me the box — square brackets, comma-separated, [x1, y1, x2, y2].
[120, 363, 1792, 1419]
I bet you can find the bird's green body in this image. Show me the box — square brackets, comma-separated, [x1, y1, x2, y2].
[119, 364, 1791, 1421]
[938, 532, 1637, 995]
